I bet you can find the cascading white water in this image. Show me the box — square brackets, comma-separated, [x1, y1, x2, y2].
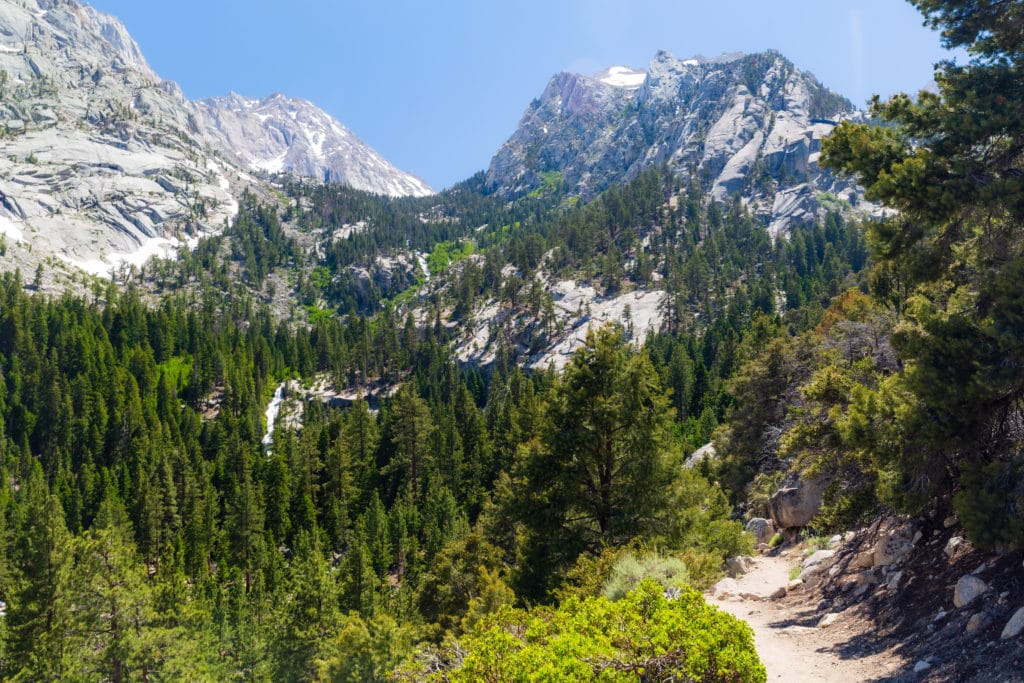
[417, 253, 430, 282]
[262, 382, 286, 447]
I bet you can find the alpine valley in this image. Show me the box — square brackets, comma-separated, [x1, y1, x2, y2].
[0, 0, 1022, 681]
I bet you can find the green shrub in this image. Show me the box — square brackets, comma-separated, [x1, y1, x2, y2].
[954, 454, 1024, 551]
[396, 579, 766, 682]
[600, 553, 689, 601]
[768, 533, 784, 548]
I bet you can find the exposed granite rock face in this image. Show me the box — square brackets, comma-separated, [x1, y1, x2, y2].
[0, 0, 240, 275]
[196, 93, 433, 198]
[452, 277, 664, 371]
[486, 50, 873, 236]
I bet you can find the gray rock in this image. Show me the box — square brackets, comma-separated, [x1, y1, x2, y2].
[1001, 607, 1024, 639]
[798, 563, 824, 584]
[818, 612, 841, 628]
[787, 578, 804, 592]
[453, 279, 667, 371]
[945, 536, 966, 558]
[914, 660, 932, 673]
[802, 549, 836, 570]
[769, 476, 827, 529]
[874, 527, 915, 567]
[954, 575, 988, 608]
[686, 442, 716, 470]
[726, 555, 755, 577]
[711, 577, 739, 598]
[966, 612, 988, 633]
[745, 517, 775, 545]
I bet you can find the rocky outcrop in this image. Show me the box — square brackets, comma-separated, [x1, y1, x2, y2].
[686, 442, 717, 470]
[0, 0, 239, 276]
[486, 50, 875, 236]
[768, 475, 827, 529]
[452, 278, 664, 371]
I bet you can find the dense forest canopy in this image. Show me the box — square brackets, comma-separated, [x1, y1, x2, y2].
[0, 0, 1018, 680]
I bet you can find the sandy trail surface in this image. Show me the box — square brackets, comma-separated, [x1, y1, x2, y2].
[705, 553, 906, 682]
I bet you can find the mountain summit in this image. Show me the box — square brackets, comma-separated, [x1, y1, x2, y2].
[486, 50, 867, 236]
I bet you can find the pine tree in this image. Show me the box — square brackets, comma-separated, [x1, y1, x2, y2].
[63, 493, 154, 683]
[517, 324, 677, 597]
[7, 473, 73, 680]
[380, 385, 435, 505]
[822, 0, 1024, 539]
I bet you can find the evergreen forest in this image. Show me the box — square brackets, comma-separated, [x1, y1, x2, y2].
[0, 1, 1021, 680]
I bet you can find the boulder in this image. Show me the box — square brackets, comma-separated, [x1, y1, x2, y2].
[787, 579, 804, 592]
[745, 517, 775, 545]
[726, 555, 755, 577]
[953, 575, 988, 608]
[768, 476, 827, 529]
[944, 536, 965, 558]
[818, 612, 841, 628]
[685, 442, 716, 469]
[798, 563, 824, 584]
[711, 577, 739, 598]
[801, 549, 836, 570]
[873, 527, 915, 567]
[1001, 607, 1024, 639]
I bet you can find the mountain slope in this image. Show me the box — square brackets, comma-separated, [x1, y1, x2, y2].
[486, 50, 869, 236]
[197, 93, 432, 197]
[0, 0, 429, 280]
[0, 0, 240, 276]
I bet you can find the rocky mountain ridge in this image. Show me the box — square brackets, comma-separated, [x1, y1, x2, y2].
[0, 0, 429, 279]
[486, 49, 872, 236]
[196, 92, 433, 198]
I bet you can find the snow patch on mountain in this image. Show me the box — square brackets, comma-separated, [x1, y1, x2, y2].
[598, 66, 646, 88]
[0, 215, 25, 243]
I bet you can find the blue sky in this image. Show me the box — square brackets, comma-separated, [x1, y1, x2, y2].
[90, 0, 960, 191]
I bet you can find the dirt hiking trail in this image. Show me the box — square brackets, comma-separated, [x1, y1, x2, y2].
[706, 552, 905, 682]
